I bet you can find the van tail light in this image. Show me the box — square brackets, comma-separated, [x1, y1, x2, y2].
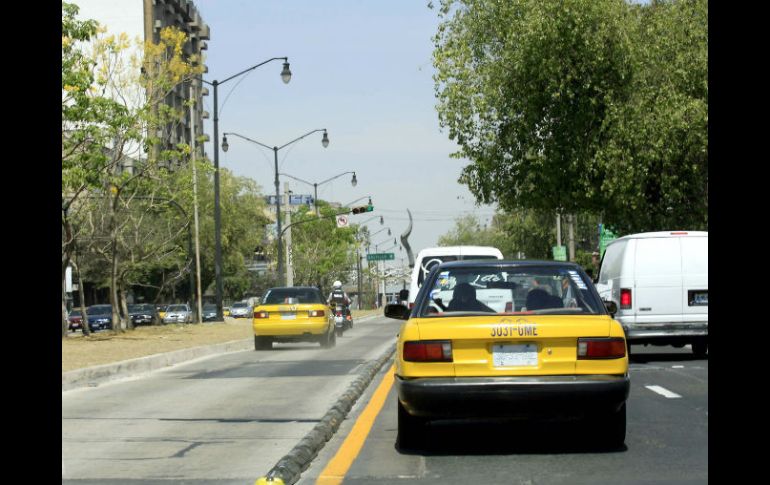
[577, 338, 626, 359]
[409, 302, 415, 309]
[504, 302, 513, 312]
[254, 311, 269, 319]
[403, 340, 453, 362]
[620, 288, 632, 309]
[308, 310, 325, 317]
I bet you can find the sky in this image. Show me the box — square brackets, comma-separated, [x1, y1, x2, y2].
[193, 0, 498, 269]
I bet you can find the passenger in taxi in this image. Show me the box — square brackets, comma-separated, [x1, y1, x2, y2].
[446, 282, 494, 312]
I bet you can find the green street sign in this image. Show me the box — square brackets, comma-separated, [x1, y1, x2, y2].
[599, 225, 619, 257]
[552, 245, 567, 261]
[367, 253, 395, 261]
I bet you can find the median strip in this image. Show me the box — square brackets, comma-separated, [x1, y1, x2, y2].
[255, 342, 396, 485]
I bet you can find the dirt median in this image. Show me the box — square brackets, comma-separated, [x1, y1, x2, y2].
[62, 309, 383, 372]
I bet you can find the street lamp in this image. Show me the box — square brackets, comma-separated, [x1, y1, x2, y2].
[280, 171, 357, 216]
[358, 215, 384, 226]
[201, 56, 290, 320]
[370, 226, 391, 238]
[222, 129, 329, 285]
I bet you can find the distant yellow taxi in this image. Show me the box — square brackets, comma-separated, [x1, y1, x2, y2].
[385, 260, 629, 449]
[252, 286, 336, 350]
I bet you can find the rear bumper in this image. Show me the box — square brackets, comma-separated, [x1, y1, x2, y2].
[253, 319, 329, 337]
[396, 375, 629, 419]
[621, 322, 708, 342]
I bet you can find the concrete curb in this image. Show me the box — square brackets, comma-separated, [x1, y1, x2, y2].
[260, 342, 397, 485]
[62, 338, 252, 391]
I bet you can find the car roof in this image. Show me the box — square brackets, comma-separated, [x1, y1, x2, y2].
[433, 259, 585, 271]
[266, 286, 320, 291]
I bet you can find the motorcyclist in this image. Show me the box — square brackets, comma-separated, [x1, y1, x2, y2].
[327, 280, 351, 318]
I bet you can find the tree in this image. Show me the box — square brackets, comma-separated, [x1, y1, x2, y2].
[62, 3, 204, 333]
[432, 0, 707, 233]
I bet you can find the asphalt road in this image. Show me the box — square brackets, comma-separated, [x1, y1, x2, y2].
[299, 342, 708, 485]
[61, 315, 400, 484]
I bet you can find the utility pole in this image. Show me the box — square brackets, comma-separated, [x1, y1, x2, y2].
[567, 214, 575, 261]
[285, 182, 293, 287]
[356, 251, 363, 310]
[189, 82, 203, 323]
[556, 212, 562, 247]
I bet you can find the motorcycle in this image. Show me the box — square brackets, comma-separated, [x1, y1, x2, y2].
[333, 304, 353, 336]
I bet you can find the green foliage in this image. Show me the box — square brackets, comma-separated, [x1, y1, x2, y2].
[289, 203, 359, 292]
[432, 0, 707, 232]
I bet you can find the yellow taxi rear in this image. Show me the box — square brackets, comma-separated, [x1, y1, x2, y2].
[252, 286, 336, 350]
[388, 260, 629, 449]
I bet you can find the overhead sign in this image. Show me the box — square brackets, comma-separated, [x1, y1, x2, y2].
[552, 245, 567, 261]
[336, 215, 349, 228]
[367, 253, 395, 261]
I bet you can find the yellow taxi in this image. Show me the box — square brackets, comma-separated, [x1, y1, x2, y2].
[385, 260, 629, 449]
[252, 286, 336, 350]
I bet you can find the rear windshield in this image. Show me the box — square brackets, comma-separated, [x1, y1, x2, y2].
[89, 305, 112, 315]
[417, 265, 604, 317]
[263, 288, 323, 304]
[417, 254, 500, 287]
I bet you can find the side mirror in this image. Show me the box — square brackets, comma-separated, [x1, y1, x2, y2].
[384, 303, 410, 320]
[604, 300, 618, 317]
[399, 289, 409, 301]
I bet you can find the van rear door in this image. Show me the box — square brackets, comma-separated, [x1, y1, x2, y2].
[681, 236, 708, 323]
[634, 238, 683, 325]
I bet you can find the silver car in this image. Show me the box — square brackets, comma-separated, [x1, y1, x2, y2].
[229, 301, 253, 318]
[163, 304, 193, 324]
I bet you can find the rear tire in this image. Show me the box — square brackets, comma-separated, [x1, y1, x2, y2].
[321, 329, 336, 348]
[335, 327, 344, 337]
[692, 340, 708, 357]
[397, 400, 426, 450]
[254, 336, 272, 350]
[592, 403, 626, 449]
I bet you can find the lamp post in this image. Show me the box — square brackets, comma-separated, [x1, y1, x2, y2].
[358, 215, 384, 226]
[201, 57, 290, 320]
[280, 171, 357, 216]
[222, 129, 329, 285]
[369, 226, 391, 238]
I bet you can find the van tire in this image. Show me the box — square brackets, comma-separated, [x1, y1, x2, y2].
[692, 341, 708, 357]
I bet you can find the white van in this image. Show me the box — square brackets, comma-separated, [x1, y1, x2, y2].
[596, 231, 708, 356]
[404, 246, 504, 308]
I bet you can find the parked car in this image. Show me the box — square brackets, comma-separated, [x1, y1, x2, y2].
[202, 304, 218, 322]
[223, 307, 231, 317]
[595, 231, 708, 356]
[386, 260, 629, 450]
[230, 301, 253, 318]
[68, 309, 83, 331]
[156, 305, 168, 321]
[163, 304, 193, 324]
[128, 304, 158, 326]
[252, 286, 335, 349]
[86, 304, 113, 332]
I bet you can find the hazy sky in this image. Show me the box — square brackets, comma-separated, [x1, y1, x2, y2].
[194, 0, 497, 268]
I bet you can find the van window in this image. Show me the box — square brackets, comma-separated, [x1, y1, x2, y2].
[598, 240, 627, 284]
[417, 256, 459, 287]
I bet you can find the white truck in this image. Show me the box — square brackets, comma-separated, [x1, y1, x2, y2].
[596, 231, 708, 356]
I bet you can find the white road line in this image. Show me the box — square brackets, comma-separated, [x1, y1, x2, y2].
[672, 365, 684, 368]
[645, 385, 682, 399]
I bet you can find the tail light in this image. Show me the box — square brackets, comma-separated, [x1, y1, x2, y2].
[409, 302, 415, 310]
[308, 310, 325, 317]
[620, 288, 632, 309]
[346, 315, 352, 321]
[504, 302, 513, 312]
[403, 340, 453, 362]
[254, 311, 269, 319]
[577, 338, 626, 359]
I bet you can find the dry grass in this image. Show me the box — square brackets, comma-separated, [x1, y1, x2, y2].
[62, 309, 382, 372]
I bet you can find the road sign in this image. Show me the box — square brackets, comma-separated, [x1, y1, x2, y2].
[367, 253, 395, 261]
[552, 245, 567, 261]
[336, 215, 349, 228]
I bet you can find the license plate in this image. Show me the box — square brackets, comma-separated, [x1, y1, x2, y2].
[492, 343, 538, 367]
[281, 312, 296, 320]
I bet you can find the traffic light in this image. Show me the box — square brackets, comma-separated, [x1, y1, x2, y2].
[351, 204, 373, 214]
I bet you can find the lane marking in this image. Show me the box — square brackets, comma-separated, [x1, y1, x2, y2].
[316, 364, 395, 485]
[672, 365, 684, 368]
[645, 385, 682, 399]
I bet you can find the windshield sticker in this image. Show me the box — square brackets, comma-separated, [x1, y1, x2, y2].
[568, 271, 588, 289]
